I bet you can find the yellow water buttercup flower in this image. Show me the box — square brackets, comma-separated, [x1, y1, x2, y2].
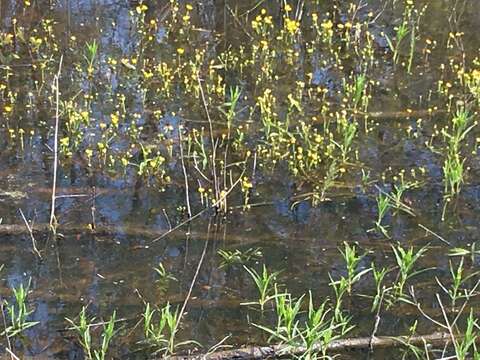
[136, 4, 148, 14]
[285, 18, 299, 34]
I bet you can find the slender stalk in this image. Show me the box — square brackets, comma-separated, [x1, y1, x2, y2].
[169, 223, 210, 354]
[50, 56, 63, 231]
[197, 73, 219, 205]
[179, 130, 192, 218]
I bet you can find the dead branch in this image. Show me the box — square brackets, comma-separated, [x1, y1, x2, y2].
[169, 332, 454, 360]
[358, 109, 447, 120]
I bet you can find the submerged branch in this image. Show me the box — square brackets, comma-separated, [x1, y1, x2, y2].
[357, 109, 447, 120]
[170, 332, 454, 360]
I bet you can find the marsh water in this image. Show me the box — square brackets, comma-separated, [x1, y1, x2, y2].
[1, 0, 480, 358]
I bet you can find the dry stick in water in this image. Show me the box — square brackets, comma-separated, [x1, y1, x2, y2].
[19, 209, 42, 259]
[171, 224, 210, 347]
[50, 56, 63, 231]
[169, 332, 456, 360]
[1, 301, 17, 360]
[358, 108, 447, 120]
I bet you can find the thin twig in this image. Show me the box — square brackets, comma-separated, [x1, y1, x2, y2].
[179, 129, 192, 218]
[19, 209, 42, 259]
[171, 223, 210, 343]
[225, 5, 253, 40]
[418, 224, 450, 246]
[1, 301, 15, 360]
[50, 56, 63, 231]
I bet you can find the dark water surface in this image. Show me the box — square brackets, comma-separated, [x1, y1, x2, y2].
[1, 0, 480, 358]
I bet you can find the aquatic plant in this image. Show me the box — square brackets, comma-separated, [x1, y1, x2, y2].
[375, 190, 392, 237]
[370, 262, 389, 312]
[65, 307, 117, 360]
[441, 108, 475, 220]
[436, 258, 480, 309]
[2, 281, 38, 338]
[142, 302, 199, 355]
[339, 242, 370, 294]
[84, 40, 98, 76]
[242, 265, 280, 311]
[255, 288, 353, 359]
[391, 244, 430, 299]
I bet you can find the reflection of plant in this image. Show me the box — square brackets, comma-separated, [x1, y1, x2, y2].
[2, 280, 39, 338]
[217, 248, 262, 268]
[153, 262, 177, 293]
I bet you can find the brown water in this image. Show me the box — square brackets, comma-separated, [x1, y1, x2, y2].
[1, 0, 480, 358]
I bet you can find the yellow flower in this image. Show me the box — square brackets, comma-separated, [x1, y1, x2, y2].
[472, 69, 480, 81]
[136, 4, 148, 14]
[142, 69, 153, 79]
[322, 20, 333, 30]
[285, 4, 292, 12]
[177, 47, 185, 55]
[186, 4, 193, 11]
[3, 33, 13, 45]
[4, 105, 12, 113]
[285, 18, 299, 34]
[111, 113, 119, 127]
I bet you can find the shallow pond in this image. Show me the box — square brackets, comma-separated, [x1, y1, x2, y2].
[1, 0, 480, 359]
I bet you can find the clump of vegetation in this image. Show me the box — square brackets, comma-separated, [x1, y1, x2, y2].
[65, 307, 116, 360]
[2, 280, 38, 339]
